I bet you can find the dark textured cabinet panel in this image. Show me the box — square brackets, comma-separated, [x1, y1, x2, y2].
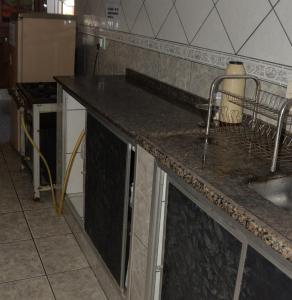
[240, 246, 292, 300]
[161, 184, 242, 300]
[39, 112, 56, 183]
[85, 113, 128, 284]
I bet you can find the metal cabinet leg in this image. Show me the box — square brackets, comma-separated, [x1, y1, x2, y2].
[33, 105, 40, 201]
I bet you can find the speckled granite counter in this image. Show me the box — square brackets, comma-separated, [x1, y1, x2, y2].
[55, 71, 204, 138]
[55, 70, 292, 262]
[138, 134, 292, 261]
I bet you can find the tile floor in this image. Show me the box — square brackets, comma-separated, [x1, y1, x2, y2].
[0, 143, 108, 300]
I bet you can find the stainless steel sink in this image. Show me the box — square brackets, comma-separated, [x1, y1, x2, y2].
[249, 176, 292, 209]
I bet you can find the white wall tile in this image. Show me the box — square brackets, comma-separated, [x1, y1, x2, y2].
[239, 11, 292, 66]
[76, 0, 292, 84]
[144, 0, 173, 36]
[192, 8, 234, 53]
[157, 6, 188, 44]
[275, 0, 292, 43]
[121, 0, 143, 30]
[115, 5, 129, 32]
[132, 6, 154, 37]
[217, 0, 271, 52]
[175, 0, 214, 43]
[270, 0, 280, 6]
[89, 0, 106, 20]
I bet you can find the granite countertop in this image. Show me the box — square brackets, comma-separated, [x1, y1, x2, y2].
[139, 133, 292, 261]
[55, 73, 204, 138]
[55, 70, 292, 262]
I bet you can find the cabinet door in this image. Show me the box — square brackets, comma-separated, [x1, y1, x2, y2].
[161, 183, 242, 300]
[85, 113, 128, 285]
[239, 246, 292, 300]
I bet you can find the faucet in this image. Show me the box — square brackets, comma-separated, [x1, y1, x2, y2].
[270, 98, 292, 173]
[205, 75, 261, 138]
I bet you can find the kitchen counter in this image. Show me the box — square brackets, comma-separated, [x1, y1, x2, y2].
[55, 70, 292, 262]
[55, 72, 204, 139]
[139, 133, 292, 261]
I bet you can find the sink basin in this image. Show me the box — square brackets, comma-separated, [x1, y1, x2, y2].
[249, 176, 292, 209]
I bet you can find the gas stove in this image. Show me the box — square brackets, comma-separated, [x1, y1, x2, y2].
[14, 82, 57, 201]
[16, 82, 57, 108]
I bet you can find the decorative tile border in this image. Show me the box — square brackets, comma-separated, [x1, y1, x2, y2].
[79, 24, 292, 87]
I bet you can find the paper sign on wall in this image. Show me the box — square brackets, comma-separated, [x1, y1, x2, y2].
[106, 0, 120, 28]
[107, 5, 119, 20]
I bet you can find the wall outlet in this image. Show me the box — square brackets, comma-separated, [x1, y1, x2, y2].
[286, 80, 292, 99]
[98, 36, 107, 50]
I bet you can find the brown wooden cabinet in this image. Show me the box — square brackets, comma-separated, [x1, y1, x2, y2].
[0, 0, 46, 89]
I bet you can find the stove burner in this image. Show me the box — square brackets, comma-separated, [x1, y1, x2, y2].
[17, 82, 57, 107]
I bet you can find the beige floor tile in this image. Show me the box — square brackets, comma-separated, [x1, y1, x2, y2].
[0, 212, 31, 243]
[0, 240, 44, 283]
[0, 276, 55, 300]
[49, 268, 107, 300]
[1, 145, 22, 172]
[35, 234, 88, 274]
[0, 178, 14, 189]
[0, 189, 21, 214]
[25, 208, 71, 239]
[19, 191, 53, 211]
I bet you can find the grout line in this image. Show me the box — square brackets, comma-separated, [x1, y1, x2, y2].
[46, 265, 91, 277]
[1, 152, 58, 300]
[60, 232, 110, 299]
[0, 274, 49, 287]
[189, 5, 216, 45]
[143, 2, 155, 38]
[23, 206, 61, 214]
[33, 232, 75, 242]
[236, 7, 274, 55]
[130, 0, 146, 33]
[212, 0, 236, 54]
[0, 238, 32, 246]
[0, 148, 107, 298]
[62, 206, 111, 299]
[70, 228, 111, 300]
[173, 2, 190, 45]
[119, 2, 130, 33]
[271, 5, 292, 47]
[155, 2, 175, 39]
[0, 209, 24, 216]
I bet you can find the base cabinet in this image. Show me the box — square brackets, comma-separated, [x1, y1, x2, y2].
[161, 183, 242, 300]
[239, 247, 292, 300]
[85, 113, 130, 287]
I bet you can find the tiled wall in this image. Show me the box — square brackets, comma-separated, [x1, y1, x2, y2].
[75, 0, 289, 98]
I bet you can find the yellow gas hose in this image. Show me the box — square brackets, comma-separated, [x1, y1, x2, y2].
[21, 115, 58, 213]
[58, 129, 85, 215]
[21, 115, 85, 216]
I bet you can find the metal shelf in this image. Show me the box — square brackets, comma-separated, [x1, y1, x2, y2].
[204, 75, 292, 172]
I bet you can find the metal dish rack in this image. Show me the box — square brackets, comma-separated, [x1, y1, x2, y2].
[204, 75, 292, 173]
